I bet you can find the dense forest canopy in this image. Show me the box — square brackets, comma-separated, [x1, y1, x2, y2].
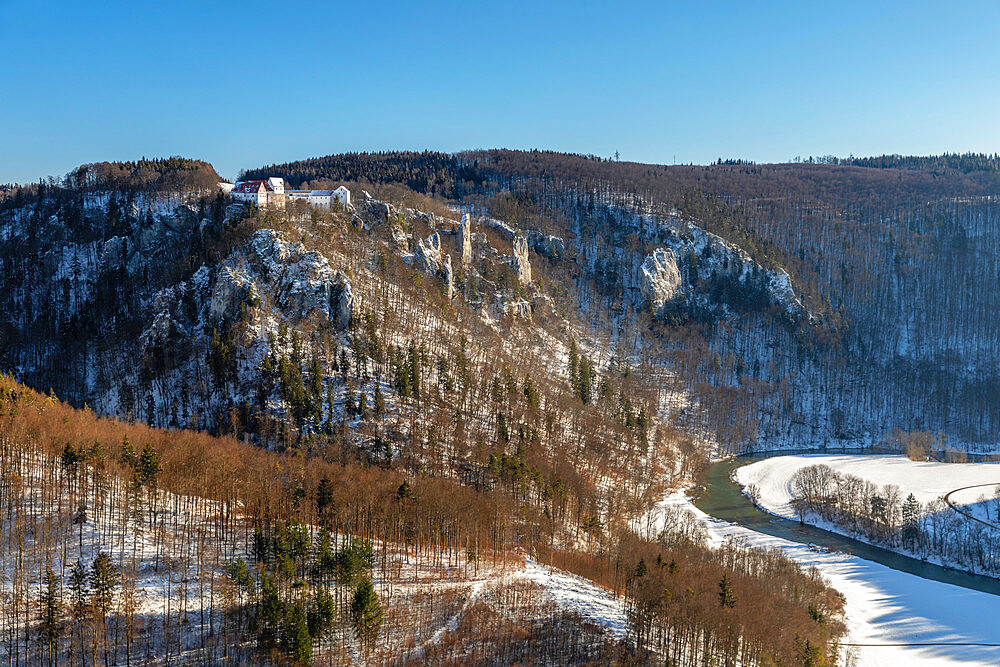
[239, 151, 483, 197]
[810, 152, 1000, 174]
[243, 148, 1000, 204]
[65, 157, 221, 194]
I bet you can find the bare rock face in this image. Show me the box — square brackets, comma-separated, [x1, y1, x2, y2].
[640, 248, 682, 316]
[333, 273, 354, 329]
[391, 225, 409, 252]
[414, 232, 456, 299]
[443, 254, 455, 300]
[458, 213, 473, 265]
[140, 309, 186, 349]
[209, 265, 251, 323]
[208, 229, 355, 328]
[99, 235, 133, 272]
[365, 199, 395, 223]
[414, 232, 444, 275]
[505, 298, 531, 319]
[511, 234, 531, 284]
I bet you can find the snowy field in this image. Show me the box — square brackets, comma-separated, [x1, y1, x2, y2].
[735, 454, 1000, 517]
[650, 493, 1000, 667]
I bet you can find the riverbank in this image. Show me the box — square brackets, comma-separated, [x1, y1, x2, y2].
[651, 456, 1000, 666]
[734, 454, 1000, 578]
[651, 489, 1000, 667]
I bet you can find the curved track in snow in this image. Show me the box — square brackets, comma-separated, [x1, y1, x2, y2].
[944, 483, 1000, 529]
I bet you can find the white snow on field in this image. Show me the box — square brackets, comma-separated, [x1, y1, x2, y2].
[736, 454, 1000, 517]
[946, 483, 1000, 526]
[520, 558, 628, 639]
[652, 492, 1000, 667]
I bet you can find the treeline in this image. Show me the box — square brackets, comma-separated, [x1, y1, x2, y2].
[844, 152, 1000, 174]
[239, 151, 484, 199]
[0, 159, 222, 216]
[790, 464, 1000, 576]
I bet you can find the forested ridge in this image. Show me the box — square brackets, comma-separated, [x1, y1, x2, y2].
[242, 149, 1000, 449]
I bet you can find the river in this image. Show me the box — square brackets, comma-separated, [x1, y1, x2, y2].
[695, 455, 1000, 596]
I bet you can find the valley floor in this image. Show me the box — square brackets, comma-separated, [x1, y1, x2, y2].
[736, 454, 1000, 511]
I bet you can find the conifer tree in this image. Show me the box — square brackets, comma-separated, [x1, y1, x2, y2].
[38, 567, 62, 666]
[69, 559, 89, 620]
[137, 444, 160, 486]
[568, 339, 579, 390]
[350, 578, 383, 647]
[718, 575, 736, 608]
[61, 443, 80, 470]
[119, 435, 137, 468]
[316, 475, 333, 514]
[308, 586, 335, 640]
[283, 603, 312, 663]
[90, 552, 120, 618]
[258, 572, 283, 644]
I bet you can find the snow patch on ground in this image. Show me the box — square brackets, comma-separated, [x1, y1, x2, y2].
[520, 558, 628, 640]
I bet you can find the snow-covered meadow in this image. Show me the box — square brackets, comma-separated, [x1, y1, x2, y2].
[734, 454, 1000, 516]
[734, 454, 1000, 576]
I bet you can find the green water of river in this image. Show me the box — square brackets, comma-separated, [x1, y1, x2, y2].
[695, 455, 1000, 596]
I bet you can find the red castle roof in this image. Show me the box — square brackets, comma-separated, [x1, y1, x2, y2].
[232, 180, 275, 194]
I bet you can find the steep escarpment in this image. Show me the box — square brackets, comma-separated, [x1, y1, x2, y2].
[0, 163, 852, 665]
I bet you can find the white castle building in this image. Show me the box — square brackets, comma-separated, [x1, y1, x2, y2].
[230, 177, 286, 208]
[285, 186, 351, 210]
[227, 177, 351, 211]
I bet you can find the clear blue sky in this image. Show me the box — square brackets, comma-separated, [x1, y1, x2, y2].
[2, 0, 999, 184]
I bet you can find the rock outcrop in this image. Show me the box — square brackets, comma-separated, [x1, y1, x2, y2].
[208, 229, 354, 328]
[413, 232, 456, 299]
[414, 232, 444, 275]
[208, 265, 251, 323]
[333, 273, 354, 329]
[443, 254, 455, 300]
[458, 213, 473, 264]
[511, 235, 531, 284]
[140, 309, 186, 349]
[391, 225, 409, 252]
[640, 248, 682, 316]
[366, 200, 395, 223]
[505, 298, 531, 319]
[99, 236, 133, 271]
